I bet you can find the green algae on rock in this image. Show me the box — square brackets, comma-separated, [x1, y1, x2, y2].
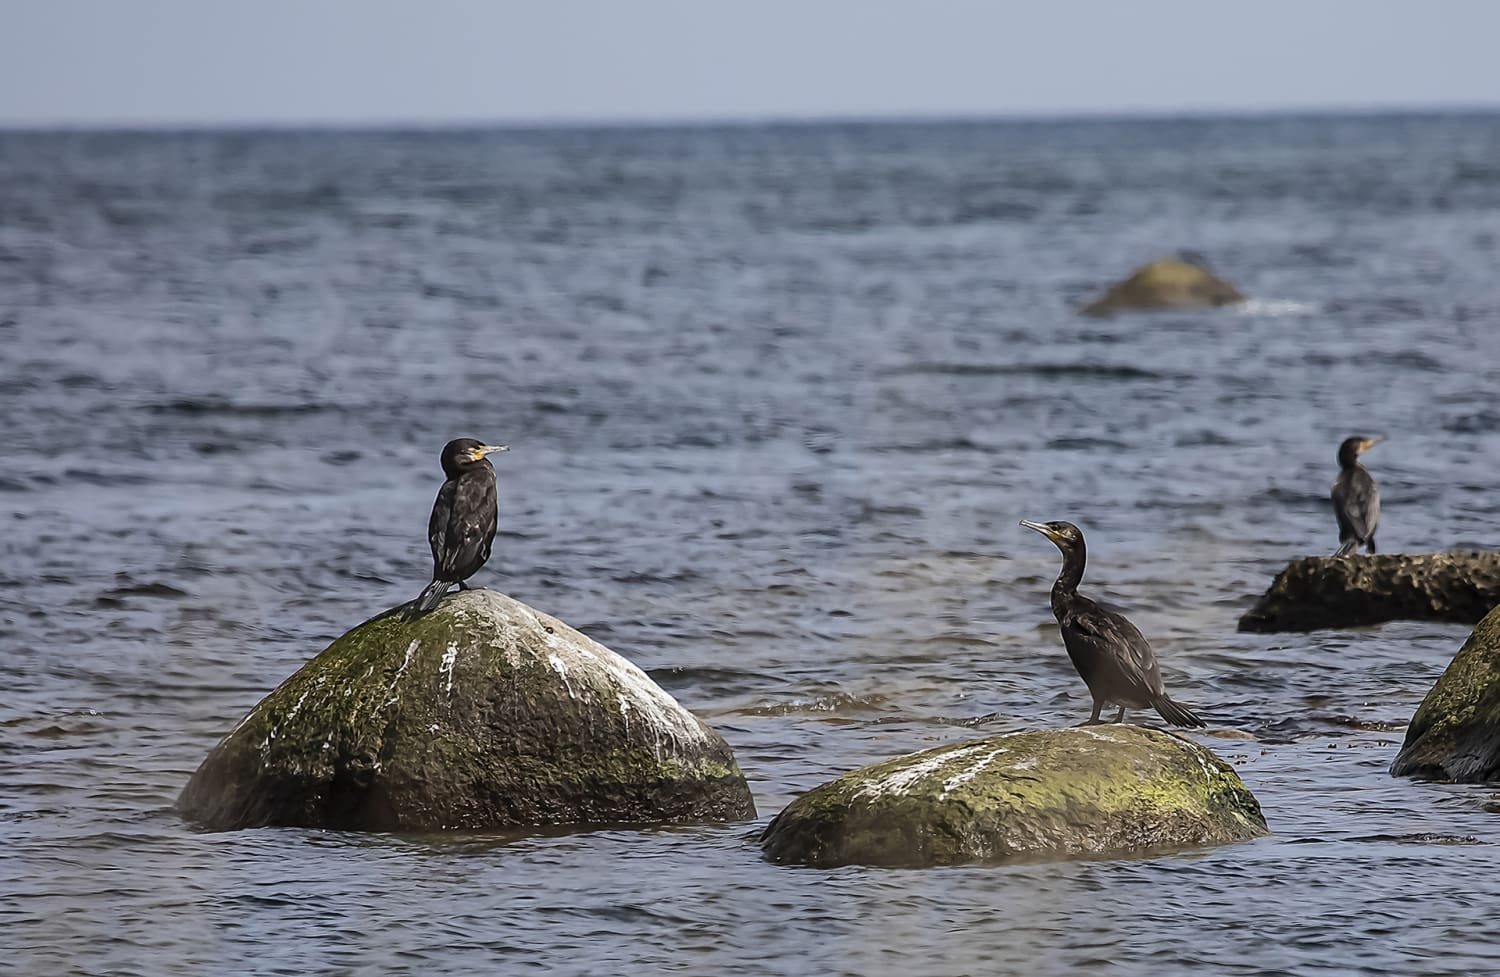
[760, 725, 1265, 868]
[178, 589, 756, 832]
[1077, 257, 1246, 317]
[1238, 552, 1500, 632]
[1391, 602, 1500, 782]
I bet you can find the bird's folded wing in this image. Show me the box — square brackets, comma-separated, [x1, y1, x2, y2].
[1338, 471, 1380, 543]
[437, 517, 487, 577]
[1336, 480, 1377, 540]
[1068, 607, 1159, 687]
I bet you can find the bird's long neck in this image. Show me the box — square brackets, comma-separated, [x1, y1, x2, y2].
[1337, 444, 1361, 470]
[444, 459, 492, 480]
[1050, 541, 1086, 615]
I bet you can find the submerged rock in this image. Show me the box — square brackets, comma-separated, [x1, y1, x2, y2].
[1391, 603, 1500, 782]
[178, 590, 756, 832]
[1238, 552, 1500, 632]
[1077, 257, 1246, 317]
[759, 725, 1265, 868]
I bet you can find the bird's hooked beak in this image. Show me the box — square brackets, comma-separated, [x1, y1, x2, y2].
[1359, 436, 1384, 453]
[1019, 519, 1057, 540]
[471, 444, 509, 461]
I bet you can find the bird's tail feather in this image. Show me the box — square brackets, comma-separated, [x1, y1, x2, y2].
[1333, 538, 1356, 557]
[413, 579, 450, 615]
[1153, 696, 1206, 728]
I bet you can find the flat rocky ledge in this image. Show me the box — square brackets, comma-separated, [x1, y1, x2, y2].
[1238, 551, 1500, 633]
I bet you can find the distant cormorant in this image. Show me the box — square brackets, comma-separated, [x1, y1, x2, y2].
[413, 438, 508, 614]
[1020, 519, 1205, 728]
[1332, 436, 1382, 557]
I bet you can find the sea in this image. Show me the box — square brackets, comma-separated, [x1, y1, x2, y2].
[2, 112, 1499, 976]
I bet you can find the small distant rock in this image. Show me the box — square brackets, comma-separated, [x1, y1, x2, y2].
[760, 725, 1266, 868]
[1391, 603, 1500, 782]
[1203, 728, 1259, 741]
[178, 590, 756, 832]
[1238, 552, 1500, 632]
[1078, 257, 1246, 317]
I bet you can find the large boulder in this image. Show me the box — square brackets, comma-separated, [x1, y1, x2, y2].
[1238, 552, 1500, 632]
[1391, 603, 1500, 782]
[760, 725, 1265, 868]
[1078, 257, 1246, 317]
[178, 590, 756, 832]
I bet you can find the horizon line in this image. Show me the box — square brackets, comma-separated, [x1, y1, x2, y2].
[3, 101, 1499, 133]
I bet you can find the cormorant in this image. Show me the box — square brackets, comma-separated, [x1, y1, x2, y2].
[412, 438, 508, 615]
[1019, 519, 1205, 728]
[1332, 435, 1382, 557]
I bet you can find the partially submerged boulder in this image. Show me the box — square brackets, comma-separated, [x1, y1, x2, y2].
[1078, 257, 1246, 317]
[1391, 603, 1500, 782]
[760, 725, 1265, 868]
[1238, 552, 1500, 632]
[179, 590, 756, 832]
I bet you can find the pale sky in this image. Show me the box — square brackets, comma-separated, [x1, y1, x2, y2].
[2, 0, 1498, 126]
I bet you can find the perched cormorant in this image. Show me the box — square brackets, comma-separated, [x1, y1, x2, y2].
[1332, 435, 1382, 557]
[1019, 519, 1205, 728]
[412, 438, 508, 615]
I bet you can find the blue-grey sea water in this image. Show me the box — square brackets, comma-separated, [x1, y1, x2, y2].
[2, 114, 1499, 976]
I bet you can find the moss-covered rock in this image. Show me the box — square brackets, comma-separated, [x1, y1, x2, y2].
[760, 725, 1265, 868]
[1078, 257, 1246, 317]
[178, 590, 756, 832]
[1391, 603, 1500, 782]
[1238, 552, 1500, 632]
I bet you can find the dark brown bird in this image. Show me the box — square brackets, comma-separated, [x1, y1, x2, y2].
[412, 438, 508, 614]
[1020, 519, 1205, 728]
[1332, 435, 1382, 556]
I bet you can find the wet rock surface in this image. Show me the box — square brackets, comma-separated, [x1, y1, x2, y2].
[179, 590, 756, 832]
[1391, 603, 1500, 782]
[1077, 257, 1246, 316]
[760, 725, 1266, 868]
